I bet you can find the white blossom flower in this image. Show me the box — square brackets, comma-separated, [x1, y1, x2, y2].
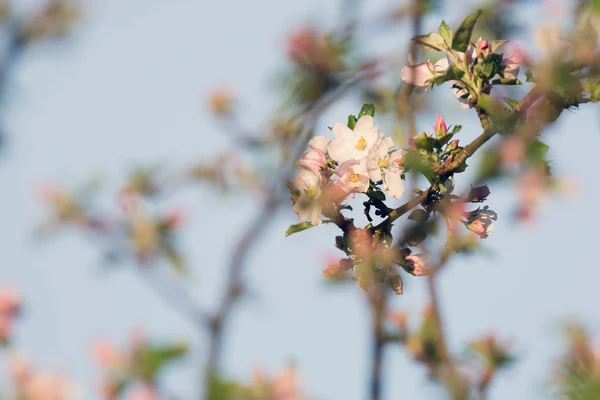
[382, 150, 405, 199]
[296, 136, 330, 174]
[367, 137, 405, 199]
[292, 169, 323, 226]
[336, 159, 370, 194]
[328, 116, 379, 163]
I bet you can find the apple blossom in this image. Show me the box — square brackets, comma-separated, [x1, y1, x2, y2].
[296, 136, 330, 174]
[328, 115, 380, 163]
[501, 52, 522, 80]
[336, 159, 370, 194]
[367, 137, 405, 199]
[292, 169, 323, 226]
[400, 57, 449, 89]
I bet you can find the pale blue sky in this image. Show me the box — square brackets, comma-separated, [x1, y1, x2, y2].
[0, 0, 599, 399]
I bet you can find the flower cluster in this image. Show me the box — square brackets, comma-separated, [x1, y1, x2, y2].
[7, 352, 76, 400]
[291, 109, 405, 226]
[92, 333, 187, 400]
[552, 325, 600, 400]
[401, 12, 523, 109]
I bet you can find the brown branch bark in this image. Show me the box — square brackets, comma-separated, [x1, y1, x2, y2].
[369, 287, 387, 400]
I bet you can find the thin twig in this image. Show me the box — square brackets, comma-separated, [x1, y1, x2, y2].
[201, 67, 375, 399]
[138, 264, 210, 328]
[426, 274, 468, 400]
[369, 286, 387, 400]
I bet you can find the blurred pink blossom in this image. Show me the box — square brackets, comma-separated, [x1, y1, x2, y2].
[127, 386, 159, 400]
[23, 372, 74, 400]
[272, 367, 305, 400]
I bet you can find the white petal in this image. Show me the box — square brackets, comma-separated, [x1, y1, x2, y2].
[368, 165, 383, 183]
[383, 169, 405, 199]
[332, 123, 354, 140]
[328, 140, 358, 163]
[354, 115, 374, 132]
[310, 205, 323, 226]
[309, 136, 330, 152]
[295, 169, 319, 189]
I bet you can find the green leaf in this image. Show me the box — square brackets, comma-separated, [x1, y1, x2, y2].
[476, 93, 505, 114]
[412, 32, 447, 52]
[358, 103, 375, 119]
[503, 97, 519, 109]
[482, 63, 495, 79]
[414, 132, 437, 152]
[484, 53, 503, 65]
[476, 149, 500, 181]
[285, 222, 314, 237]
[525, 70, 536, 83]
[527, 139, 549, 162]
[449, 124, 462, 135]
[136, 342, 188, 381]
[452, 9, 483, 52]
[438, 20, 452, 45]
[347, 115, 357, 129]
[491, 78, 522, 85]
[433, 65, 465, 85]
[477, 93, 515, 133]
[403, 149, 438, 184]
[490, 39, 509, 52]
[436, 133, 454, 147]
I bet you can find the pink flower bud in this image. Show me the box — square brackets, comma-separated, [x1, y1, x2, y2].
[445, 139, 460, 153]
[476, 39, 491, 58]
[434, 115, 447, 137]
[406, 254, 430, 276]
[92, 339, 122, 368]
[286, 26, 317, 65]
[0, 287, 20, 315]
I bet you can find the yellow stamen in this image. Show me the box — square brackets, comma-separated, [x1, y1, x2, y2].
[355, 136, 367, 151]
[348, 172, 360, 183]
[304, 187, 318, 198]
[378, 158, 390, 170]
